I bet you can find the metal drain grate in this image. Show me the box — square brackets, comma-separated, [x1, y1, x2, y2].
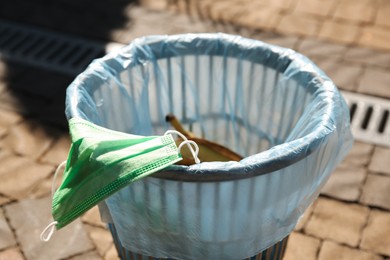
[342, 91, 390, 147]
[0, 20, 114, 76]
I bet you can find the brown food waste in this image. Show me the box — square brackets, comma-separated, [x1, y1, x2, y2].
[166, 114, 243, 165]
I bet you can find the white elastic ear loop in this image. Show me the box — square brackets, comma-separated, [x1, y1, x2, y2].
[164, 130, 188, 142]
[40, 221, 58, 242]
[164, 130, 201, 164]
[178, 140, 201, 164]
[40, 160, 67, 242]
[51, 160, 67, 198]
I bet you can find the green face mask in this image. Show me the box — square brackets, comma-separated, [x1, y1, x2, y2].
[49, 117, 183, 231]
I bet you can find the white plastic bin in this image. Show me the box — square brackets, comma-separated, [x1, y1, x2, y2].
[66, 33, 353, 260]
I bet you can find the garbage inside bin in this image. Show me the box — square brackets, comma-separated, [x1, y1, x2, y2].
[166, 113, 243, 164]
[53, 33, 352, 259]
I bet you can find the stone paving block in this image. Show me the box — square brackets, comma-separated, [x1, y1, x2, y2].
[235, 27, 256, 39]
[318, 240, 383, 260]
[368, 147, 390, 176]
[313, 58, 362, 91]
[68, 250, 102, 260]
[0, 247, 24, 260]
[110, 18, 178, 44]
[41, 134, 71, 165]
[169, 14, 215, 34]
[4, 197, 94, 260]
[192, 0, 210, 15]
[333, 0, 375, 23]
[140, 0, 167, 11]
[166, 11, 208, 27]
[184, 0, 200, 15]
[305, 197, 370, 247]
[209, 1, 246, 23]
[0, 196, 10, 206]
[295, 202, 315, 231]
[0, 150, 54, 199]
[360, 174, 390, 210]
[166, 0, 188, 13]
[199, 0, 228, 21]
[105, 243, 120, 260]
[359, 26, 390, 52]
[182, 0, 203, 17]
[360, 209, 390, 257]
[28, 177, 53, 199]
[0, 209, 16, 250]
[321, 165, 367, 201]
[85, 225, 113, 256]
[277, 14, 322, 37]
[318, 20, 361, 44]
[295, 0, 337, 17]
[358, 67, 390, 98]
[283, 232, 321, 260]
[344, 47, 390, 68]
[376, 0, 390, 28]
[297, 38, 347, 58]
[0, 109, 22, 138]
[342, 141, 374, 168]
[1, 119, 60, 159]
[234, 5, 282, 31]
[212, 23, 246, 36]
[261, 36, 300, 50]
[171, 21, 215, 35]
[133, 2, 188, 22]
[126, 5, 163, 20]
[266, 0, 297, 10]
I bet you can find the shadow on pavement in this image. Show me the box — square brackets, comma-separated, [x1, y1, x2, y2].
[0, 0, 138, 136]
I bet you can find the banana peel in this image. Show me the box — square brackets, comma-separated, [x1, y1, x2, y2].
[166, 114, 243, 165]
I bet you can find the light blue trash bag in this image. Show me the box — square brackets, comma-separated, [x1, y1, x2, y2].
[66, 33, 353, 260]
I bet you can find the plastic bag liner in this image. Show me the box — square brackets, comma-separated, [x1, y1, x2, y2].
[65, 33, 353, 260]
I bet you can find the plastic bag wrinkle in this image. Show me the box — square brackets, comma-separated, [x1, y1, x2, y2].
[65, 33, 353, 259]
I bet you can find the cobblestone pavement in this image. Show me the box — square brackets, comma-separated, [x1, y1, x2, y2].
[0, 1, 389, 259]
[151, 0, 390, 52]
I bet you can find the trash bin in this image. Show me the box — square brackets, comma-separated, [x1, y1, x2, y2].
[65, 33, 353, 260]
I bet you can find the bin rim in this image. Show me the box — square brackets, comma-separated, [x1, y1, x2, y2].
[66, 33, 350, 182]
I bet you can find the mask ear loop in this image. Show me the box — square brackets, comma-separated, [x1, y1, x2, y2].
[40, 160, 67, 242]
[178, 140, 200, 164]
[164, 130, 201, 164]
[51, 160, 67, 198]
